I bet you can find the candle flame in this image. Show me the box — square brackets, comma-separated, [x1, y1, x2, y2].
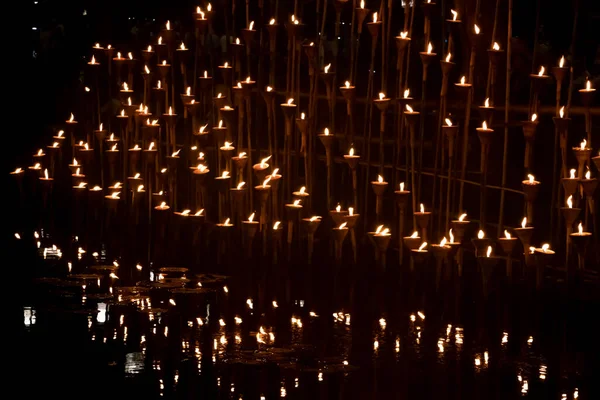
[406, 104, 414, 113]
[585, 168, 591, 180]
[195, 209, 204, 216]
[44, 169, 49, 179]
[248, 212, 255, 222]
[418, 242, 427, 251]
[223, 141, 232, 148]
[162, 60, 167, 66]
[128, 52, 133, 60]
[445, 53, 452, 62]
[14, 167, 22, 174]
[249, 21, 254, 30]
[220, 171, 230, 178]
[360, 0, 365, 9]
[133, 172, 140, 179]
[400, 31, 408, 39]
[521, 217, 527, 228]
[207, 3, 212, 11]
[91, 55, 96, 64]
[168, 106, 173, 115]
[57, 130, 64, 137]
[165, 20, 170, 30]
[482, 121, 488, 130]
[301, 112, 306, 120]
[451, 9, 458, 21]
[527, 174, 535, 184]
[117, 52, 122, 59]
[400, 182, 405, 191]
[580, 138, 587, 150]
[372, 12, 378, 23]
[418, 203, 424, 213]
[262, 176, 272, 187]
[309, 216, 320, 222]
[586, 80, 592, 90]
[559, 56, 565, 68]
[339, 222, 348, 229]
[349, 207, 354, 216]
[235, 37, 240, 45]
[474, 24, 480, 34]
[492, 42, 500, 51]
[578, 222, 583, 235]
[237, 152, 247, 159]
[37, 149, 43, 156]
[78, 182, 87, 188]
[273, 221, 281, 229]
[266, 86, 273, 92]
[260, 156, 272, 168]
[440, 237, 447, 246]
[569, 169, 576, 179]
[196, 164, 208, 172]
[95, 43, 101, 48]
[69, 113, 75, 122]
[378, 175, 384, 183]
[336, 204, 341, 212]
[504, 230, 512, 239]
[224, 218, 231, 226]
[538, 66, 545, 76]
[324, 63, 331, 73]
[345, 81, 351, 88]
[324, 128, 330, 136]
[137, 184, 144, 192]
[477, 230, 485, 239]
[486, 246, 492, 258]
[287, 98, 294, 105]
[375, 225, 383, 234]
[379, 92, 385, 100]
[270, 18, 276, 25]
[458, 213, 467, 222]
[449, 229, 455, 243]
[299, 186, 306, 194]
[427, 42, 433, 54]
[567, 195, 573, 208]
[541, 243, 550, 253]
[237, 181, 246, 190]
[559, 106, 565, 118]
[75, 168, 81, 176]
[111, 192, 120, 199]
[111, 144, 117, 151]
[410, 231, 419, 238]
[293, 199, 301, 206]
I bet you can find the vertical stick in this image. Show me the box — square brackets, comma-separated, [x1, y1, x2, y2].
[497, 0, 513, 236]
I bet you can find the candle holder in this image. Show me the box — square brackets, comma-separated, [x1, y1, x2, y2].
[394, 188, 411, 262]
[561, 205, 581, 263]
[280, 100, 297, 195]
[163, 111, 178, 155]
[242, 215, 259, 259]
[498, 235, 518, 279]
[476, 123, 494, 173]
[332, 224, 350, 264]
[343, 150, 360, 208]
[231, 154, 248, 184]
[522, 118, 539, 170]
[254, 183, 271, 233]
[533, 247, 555, 291]
[562, 172, 580, 198]
[329, 208, 349, 227]
[514, 224, 535, 267]
[477, 101, 495, 125]
[570, 226, 592, 272]
[522, 177, 540, 223]
[579, 82, 596, 146]
[431, 241, 451, 290]
[368, 229, 392, 269]
[442, 122, 459, 231]
[477, 254, 499, 299]
[318, 130, 335, 209]
[552, 114, 571, 177]
[371, 178, 388, 222]
[404, 107, 420, 224]
[530, 70, 550, 114]
[414, 207, 431, 242]
[340, 83, 356, 143]
[410, 243, 429, 266]
[284, 201, 303, 260]
[471, 236, 493, 258]
[302, 217, 321, 264]
[343, 211, 360, 263]
[573, 144, 592, 179]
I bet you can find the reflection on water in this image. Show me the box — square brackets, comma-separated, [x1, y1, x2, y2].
[20, 226, 597, 399]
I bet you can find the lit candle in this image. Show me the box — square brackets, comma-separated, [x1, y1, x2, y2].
[292, 185, 310, 199]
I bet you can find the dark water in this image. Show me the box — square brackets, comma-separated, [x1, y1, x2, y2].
[19, 213, 598, 400]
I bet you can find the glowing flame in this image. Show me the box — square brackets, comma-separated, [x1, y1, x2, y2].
[179, 42, 186, 51]
[349, 207, 354, 216]
[559, 56, 565, 68]
[262, 176, 272, 187]
[486, 246, 492, 257]
[345, 81, 351, 88]
[440, 237, 447, 246]
[400, 182, 405, 191]
[270, 18, 276, 25]
[541, 244, 550, 253]
[474, 24, 480, 34]
[43, 169, 49, 179]
[299, 186, 306, 194]
[427, 42, 433, 54]
[567, 195, 573, 208]
[445, 53, 452, 62]
[530, 113, 538, 122]
[377, 175, 384, 183]
[372, 12, 378, 23]
[482, 121, 488, 130]
[406, 104, 414, 113]
[339, 222, 348, 229]
[578, 222, 583, 234]
[117, 52, 122, 59]
[477, 230, 484, 239]
[36, 149, 43, 156]
[348, 147, 355, 157]
[249, 21, 255, 30]
[168, 106, 173, 115]
[538, 66, 545, 76]
[266, 86, 273, 92]
[57, 130, 64, 138]
[410, 231, 419, 238]
[260, 156, 271, 168]
[74, 168, 81, 176]
[223, 218, 231, 226]
[220, 171, 229, 179]
[287, 98, 294, 105]
[207, 3, 212, 12]
[451, 9, 458, 21]
[527, 174, 535, 184]
[248, 212, 255, 222]
[137, 185, 144, 192]
[95, 43, 101, 48]
[204, 70, 208, 79]
[195, 209, 204, 216]
[69, 113, 75, 123]
[404, 89, 410, 98]
[521, 217, 527, 228]
[90, 55, 97, 64]
[133, 173, 140, 179]
[237, 181, 246, 190]
[309, 216, 320, 222]
[585, 80, 592, 90]
[120, 109, 126, 117]
[128, 52, 133, 60]
[580, 138, 587, 150]
[504, 230, 512, 239]
[324, 128, 330, 136]
[111, 192, 120, 199]
[238, 152, 247, 158]
[223, 62, 229, 68]
[569, 169, 576, 179]
[293, 199, 301, 206]
[400, 31, 408, 39]
[379, 92, 385, 100]
[559, 106, 565, 118]
[335, 204, 341, 213]
[162, 60, 167, 66]
[493, 42, 500, 51]
[147, 45, 153, 52]
[360, 0, 365, 9]
[460, 76, 466, 85]
[418, 242, 427, 251]
[166, 20, 171, 30]
[585, 169, 591, 180]
[324, 63, 331, 73]
[375, 225, 383, 234]
[301, 112, 306, 119]
[449, 229, 455, 243]
[235, 38, 240, 45]
[420, 203, 425, 213]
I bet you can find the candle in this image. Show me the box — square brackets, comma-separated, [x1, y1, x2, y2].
[154, 201, 170, 211]
[292, 186, 309, 199]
